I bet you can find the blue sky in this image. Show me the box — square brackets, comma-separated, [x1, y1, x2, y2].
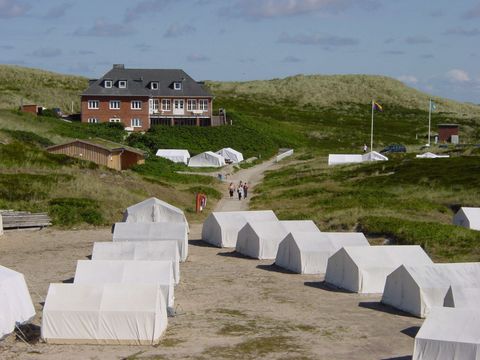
[1, 0, 479, 103]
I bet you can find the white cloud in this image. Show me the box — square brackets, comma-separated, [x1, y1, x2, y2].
[74, 19, 133, 37]
[164, 24, 196, 38]
[0, 0, 30, 18]
[187, 53, 210, 62]
[397, 75, 418, 84]
[446, 69, 470, 83]
[278, 32, 359, 46]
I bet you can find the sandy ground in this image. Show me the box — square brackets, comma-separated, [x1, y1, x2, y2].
[0, 157, 422, 359]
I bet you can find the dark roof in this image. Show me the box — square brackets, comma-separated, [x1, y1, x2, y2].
[47, 138, 146, 156]
[82, 65, 212, 97]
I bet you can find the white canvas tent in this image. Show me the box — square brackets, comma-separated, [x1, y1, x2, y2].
[276, 232, 370, 274]
[382, 263, 480, 318]
[328, 151, 388, 166]
[42, 283, 167, 345]
[416, 152, 450, 159]
[201, 210, 278, 248]
[325, 245, 433, 294]
[444, 286, 480, 309]
[0, 265, 35, 338]
[188, 151, 225, 168]
[216, 148, 244, 163]
[453, 207, 480, 231]
[92, 241, 180, 285]
[362, 151, 388, 162]
[113, 222, 188, 261]
[236, 220, 322, 260]
[156, 149, 190, 164]
[413, 307, 480, 360]
[74, 260, 175, 312]
[122, 197, 189, 233]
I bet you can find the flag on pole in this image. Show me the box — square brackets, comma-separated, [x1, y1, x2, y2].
[430, 100, 437, 111]
[373, 101, 383, 112]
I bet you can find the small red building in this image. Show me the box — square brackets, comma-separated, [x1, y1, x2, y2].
[21, 104, 42, 115]
[438, 124, 459, 143]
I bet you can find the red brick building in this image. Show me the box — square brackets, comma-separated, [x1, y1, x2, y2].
[81, 64, 222, 131]
[438, 124, 459, 143]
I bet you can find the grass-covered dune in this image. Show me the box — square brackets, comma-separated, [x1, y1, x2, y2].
[251, 153, 480, 262]
[0, 65, 87, 112]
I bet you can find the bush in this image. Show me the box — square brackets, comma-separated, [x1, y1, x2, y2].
[1, 129, 54, 147]
[49, 197, 104, 226]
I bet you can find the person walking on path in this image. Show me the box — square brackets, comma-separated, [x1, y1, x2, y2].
[237, 184, 244, 200]
[228, 183, 234, 198]
[243, 182, 249, 198]
[363, 144, 368, 153]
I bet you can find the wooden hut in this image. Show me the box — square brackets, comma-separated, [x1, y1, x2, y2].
[46, 139, 145, 171]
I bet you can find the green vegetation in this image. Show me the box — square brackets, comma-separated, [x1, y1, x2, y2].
[251, 154, 480, 262]
[49, 198, 104, 226]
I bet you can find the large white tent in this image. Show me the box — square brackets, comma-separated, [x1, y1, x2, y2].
[382, 263, 480, 318]
[413, 307, 480, 360]
[92, 241, 180, 285]
[156, 149, 190, 164]
[275, 232, 370, 274]
[0, 265, 35, 338]
[328, 151, 388, 166]
[325, 245, 433, 294]
[453, 207, 480, 231]
[201, 210, 278, 248]
[416, 152, 450, 159]
[74, 260, 175, 312]
[236, 220, 321, 260]
[113, 222, 188, 261]
[216, 148, 244, 163]
[122, 197, 189, 233]
[188, 151, 225, 168]
[444, 286, 480, 309]
[362, 151, 388, 162]
[42, 283, 167, 345]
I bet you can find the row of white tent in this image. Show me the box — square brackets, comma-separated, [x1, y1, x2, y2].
[41, 198, 189, 345]
[201, 210, 480, 359]
[156, 147, 244, 167]
[328, 151, 451, 166]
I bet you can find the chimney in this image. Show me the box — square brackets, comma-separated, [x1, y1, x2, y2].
[113, 64, 125, 69]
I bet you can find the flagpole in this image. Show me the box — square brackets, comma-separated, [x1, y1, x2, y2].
[428, 99, 432, 146]
[370, 100, 374, 152]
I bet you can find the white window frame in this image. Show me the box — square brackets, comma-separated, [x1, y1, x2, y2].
[104, 80, 113, 88]
[173, 82, 182, 90]
[109, 100, 120, 109]
[161, 99, 171, 111]
[198, 99, 208, 111]
[87, 100, 99, 109]
[151, 82, 159, 90]
[118, 80, 127, 88]
[131, 118, 141, 128]
[131, 100, 142, 110]
[187, 99, 197, 111]
[109, 118, 121, 123]
[87, 118, 98, 123]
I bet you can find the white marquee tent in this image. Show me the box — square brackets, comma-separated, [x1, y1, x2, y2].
[444, 286, 480, 309]
[216, 148, 244, 163]
[0, 265, 35, 338]
[113, 222, 188, 261]
[453, 207, 480, 231]
[275, 232, 370, 274]
[328, 151, 388, 166]
[416, 152, 450, 159]
[382, 263, 480, 318]
[236, 220, 322, 260]
[325, 245, 433, 294]
[201, 210, 278, 248]
[92, 241, 180, 285]
[74, 260, 175, 312]
[122, 197, 189, 233]
[188, 151, 225, 168]
[413, 307, 480, 360]
[156, 149, 190, 164]
[42, 283, 167, 345]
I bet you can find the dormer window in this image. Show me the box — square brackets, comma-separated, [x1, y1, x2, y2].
[104, 80, 113, 88]
[173, 82, 182, 90]
[118, 80, 127, 88]
[150, 82, 159, 90]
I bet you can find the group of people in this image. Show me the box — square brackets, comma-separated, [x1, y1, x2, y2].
[228, 181, 249, 200]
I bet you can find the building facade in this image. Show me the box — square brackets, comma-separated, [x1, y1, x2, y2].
[81, 64, 221, 131]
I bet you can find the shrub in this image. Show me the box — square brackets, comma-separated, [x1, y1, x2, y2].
[1, 129, 54, 147]
[49, 197, 104, 226]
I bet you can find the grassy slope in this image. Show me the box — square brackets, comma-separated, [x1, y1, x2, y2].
[0, 65, 87, 112]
